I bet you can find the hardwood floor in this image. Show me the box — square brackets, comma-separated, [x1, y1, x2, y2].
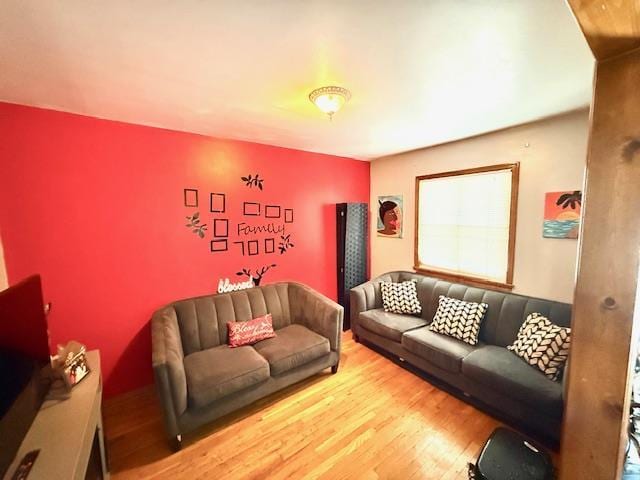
[104, 333, 501, 479]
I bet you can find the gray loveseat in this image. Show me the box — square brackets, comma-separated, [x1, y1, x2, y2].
[350, 271, 571, 442]
[152, 282, 342, 450]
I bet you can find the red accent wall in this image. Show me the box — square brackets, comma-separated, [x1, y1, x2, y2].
[0, 102, 370, 396]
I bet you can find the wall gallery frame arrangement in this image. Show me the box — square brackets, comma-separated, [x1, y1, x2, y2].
[182, 176, 295, 291]
[182, 187, 296, 257]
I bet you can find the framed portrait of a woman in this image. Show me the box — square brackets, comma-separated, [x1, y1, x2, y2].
[376, 195, 403, 238]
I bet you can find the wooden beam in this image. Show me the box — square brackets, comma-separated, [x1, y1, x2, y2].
[559, 48, 640, 479]
[567, 0, 640, 60]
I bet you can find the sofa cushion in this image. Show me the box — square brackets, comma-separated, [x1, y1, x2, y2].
[401, 327, 478, 373]
[507, 313, 571, 381]
[184, 345, 270, 409]
[429, 295, 488, 345]
[359, 308, 428, 342]
[380, 280, 422, 314]
[227, 313, 276, 347]
[254, 324, 330, 376]
[462, 345, 563, 416]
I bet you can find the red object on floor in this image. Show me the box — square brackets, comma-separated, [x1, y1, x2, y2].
[0, 102, 370, 396]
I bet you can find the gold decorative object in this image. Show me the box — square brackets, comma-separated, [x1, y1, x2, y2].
[52, 341, 90, 390]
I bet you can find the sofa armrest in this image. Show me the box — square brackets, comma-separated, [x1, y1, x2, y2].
[151, 306, 188, 437]
[289, 283, 343, 353]
[350, 279, 383, 334]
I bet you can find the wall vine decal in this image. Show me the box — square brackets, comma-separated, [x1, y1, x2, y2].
[241, 174, 264, 190]
[185, 212, 207, 238]
[278, 234, 294, 254]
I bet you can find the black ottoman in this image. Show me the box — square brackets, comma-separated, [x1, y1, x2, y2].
[469, 428, 555, 480]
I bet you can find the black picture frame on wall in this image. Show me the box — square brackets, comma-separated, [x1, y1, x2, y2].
[265, 238, 275, 254]
[284, 208, 294, 223]
[184, 189, 198, 207]
[247, 240, 259, 256]
[243, 202, 261, 216]
[233, 241, 245, 255]
[210, 193, 226, 213]
[213, 219, 229, 238]
[210, 239, 228, 252]
[265, 205, 281, 218]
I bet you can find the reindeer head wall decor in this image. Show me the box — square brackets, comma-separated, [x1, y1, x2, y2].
[236, 264, 277, 286]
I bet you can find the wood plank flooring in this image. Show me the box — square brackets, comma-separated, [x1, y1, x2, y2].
[104, 333, 501, 479]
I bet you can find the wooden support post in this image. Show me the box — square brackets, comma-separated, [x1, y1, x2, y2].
[559, 48, 640, 479]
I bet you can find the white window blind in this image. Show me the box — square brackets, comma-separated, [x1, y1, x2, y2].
[416, 167, 516, 284]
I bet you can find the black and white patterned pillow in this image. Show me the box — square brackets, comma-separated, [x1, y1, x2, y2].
[508, 313, 570, 381]
[380, 280, 422, 314]
[429, 296, 488, 345]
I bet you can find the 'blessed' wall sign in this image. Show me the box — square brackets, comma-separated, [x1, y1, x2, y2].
[217, 277, 254, 294]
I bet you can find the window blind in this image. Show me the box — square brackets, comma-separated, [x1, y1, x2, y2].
[416, 168, 514, 283]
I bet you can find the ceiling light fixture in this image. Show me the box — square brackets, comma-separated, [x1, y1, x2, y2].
[309, 86, 351, 120]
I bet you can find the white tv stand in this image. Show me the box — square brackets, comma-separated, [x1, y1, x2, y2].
[3, 350, 109, 480]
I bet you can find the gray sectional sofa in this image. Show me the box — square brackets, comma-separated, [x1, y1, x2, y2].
[152, 282, 342, 450]
[350, 271, 571, 442]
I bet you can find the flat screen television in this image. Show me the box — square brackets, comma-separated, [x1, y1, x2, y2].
[0, 275, 52, 477]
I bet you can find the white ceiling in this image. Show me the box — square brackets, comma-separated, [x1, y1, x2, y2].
[0, 1, 594, 160]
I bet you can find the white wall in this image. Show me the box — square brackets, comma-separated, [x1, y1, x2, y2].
[370, 109, 589, 303]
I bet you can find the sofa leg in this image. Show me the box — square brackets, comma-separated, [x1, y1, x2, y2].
[331, 364, 339, 374]
[169, 434, 182, 452]
[353, 333, 359, 343]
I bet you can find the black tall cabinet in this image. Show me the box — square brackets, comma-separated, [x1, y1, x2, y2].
[336, 203, 368, 331]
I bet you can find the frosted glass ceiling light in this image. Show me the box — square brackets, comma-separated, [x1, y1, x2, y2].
[309, 86, 351, 120]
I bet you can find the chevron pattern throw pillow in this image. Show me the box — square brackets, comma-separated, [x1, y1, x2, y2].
[507, 313, 571, 381]
[380, 280, 422, 314]
[429, 296, 488, 345]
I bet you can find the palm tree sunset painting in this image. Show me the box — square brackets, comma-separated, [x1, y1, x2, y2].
[543, 191, 582, 239]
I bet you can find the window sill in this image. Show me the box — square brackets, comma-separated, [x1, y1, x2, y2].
[413, 266, 514, 292]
